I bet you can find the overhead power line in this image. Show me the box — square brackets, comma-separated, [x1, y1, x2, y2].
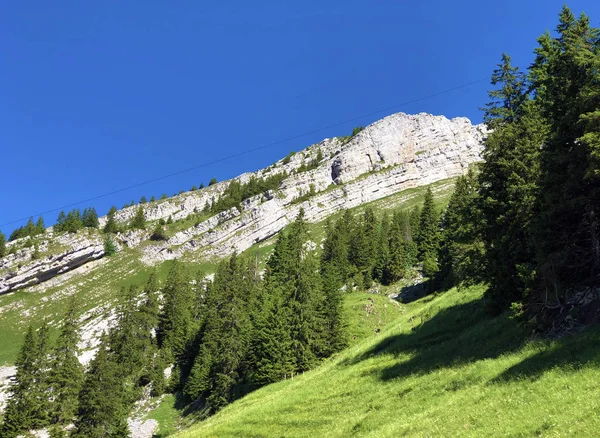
[0, 77, 488, 229]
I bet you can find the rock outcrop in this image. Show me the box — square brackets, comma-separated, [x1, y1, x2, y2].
[0, 112, 487, 293]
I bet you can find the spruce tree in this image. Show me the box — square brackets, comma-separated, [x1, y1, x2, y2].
[35, 216, 46, 234]
[103, 206, 119, 234]
[55, 211, 67, 233]
[49, 300, 84, 426]
[417, 187, 440, 279]
[1, 324, 52, 436]
[25, 217, 36, 237]
[82, 207, 99, 228]
[439, 171, 485, 288]
[0, 231, 6, 258]
[130, 206, 146, 230]
[74, 339, 128, 438]
[157, 261, 194, 361]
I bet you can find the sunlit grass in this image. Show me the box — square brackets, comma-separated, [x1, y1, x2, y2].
[176, 285, 600, 437]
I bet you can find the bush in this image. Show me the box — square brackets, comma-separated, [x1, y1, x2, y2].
[104, 236, 117, 256]
[150, 224, 168, 241]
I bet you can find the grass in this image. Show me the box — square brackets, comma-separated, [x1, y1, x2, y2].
[175, 284, 600, 437]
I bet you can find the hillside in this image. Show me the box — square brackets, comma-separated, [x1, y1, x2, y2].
[0, 111, 481, 436]
[175, 285, 600, 437]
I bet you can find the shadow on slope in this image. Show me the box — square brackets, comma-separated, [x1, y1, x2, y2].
[492, 326, 600, 383]
[347, 288, 600, 384]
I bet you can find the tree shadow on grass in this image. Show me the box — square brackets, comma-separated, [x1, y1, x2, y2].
[491, 325, 600, 383]
[345, 291, 600, 384]
[343, 295, 526, 380]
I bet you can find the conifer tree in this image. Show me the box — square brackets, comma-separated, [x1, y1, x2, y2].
[1, 324, 52, 436]
[417, 188, 440, 279]
[157, 261, 194, 361]
[130, 206, 146, 230]
[49, 300, 84, 425]
[482, 53, 527, 129]
[35, 216, 46, 234]
[373, 213, 391, 283]
[82, 207, 99, 228]
[0, 231, 6, 258]
[103, 206, 118, 234]
[25, 217, 36, 237]
[74, 339, 128, 438]
[438, 171, 485, 288]
[65, 209, 83, 233]
[55, 211, 67, 233]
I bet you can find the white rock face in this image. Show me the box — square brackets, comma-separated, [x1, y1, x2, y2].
[0, 111, 487, 292]
[0, 366, 16, 412]
[140, 112, 487, 262]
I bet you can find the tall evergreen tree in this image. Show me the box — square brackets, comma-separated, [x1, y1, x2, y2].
[130, 206, 146, 230]
[0, 231, 6, 258]
[482, 53, 527, 129]
[417, 188, 440, 279]
[157, 261, 194, 361]
[74, 339, 128, 438]
[103, 206, 119, 234]
[82, 207, 99, 228]
[49, 300, 84, 426]
[35, 216, 46, 234]
[1, 324, 52, 436]
[438, 171, 485, 288]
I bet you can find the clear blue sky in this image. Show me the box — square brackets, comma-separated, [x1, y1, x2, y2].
[1, 1, 598, 234]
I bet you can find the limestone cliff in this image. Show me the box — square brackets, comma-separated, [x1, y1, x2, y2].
[0, 112, 487, 294]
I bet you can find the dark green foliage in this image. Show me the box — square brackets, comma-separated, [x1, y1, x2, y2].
[481, 53, 527, 129]
[282, 151, 295, 165]
[157, 261, 195, 361]
[166, 215, 173, 224]
[130, 206, 146, 230]
[296, 149, 323, 173]
[199, 183, 205, 189]
[103, 235, 117, 256]
[150, 223, 167, 241]
[8, 216, 45, 241]
[140, 196, 147, 204]
[36, 216, 46, 234]
[49, 300, 84, 425]
[439, 171, 486, 288]
[210, 172, 287, 214]
[103, 206, 119, 234]
[160, 193, 168, 200]
[74, 340, 129, 438]
[209, 178, 218, 186]
[54, 210, 84, 233]
[417, 188, 440, 278]
[0, 231, 6, 257]
[191, 185, 197, 191]
[1, 325, 52, 436]
[150, 195, 156, 202]
[82, 207, 99, 228]
[475, 6, 600, 317]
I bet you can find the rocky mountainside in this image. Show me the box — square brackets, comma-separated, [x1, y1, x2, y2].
[0, 112, 486, 296]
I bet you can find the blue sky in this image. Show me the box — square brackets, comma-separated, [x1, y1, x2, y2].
[1, 1, 599, 234]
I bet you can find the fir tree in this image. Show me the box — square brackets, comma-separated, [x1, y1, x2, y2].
[130, 206, 146, 230]
[103, 206, 118, 234]
[49, 300, 84, 425]
[35, 216, 46, 234]
[157, 261, 194, 361]
[25, 217, 36, 237]
[82, 207, 99, 228]
[0, 231, 6, 258]
[481, 53, 527, 129]
[104, 235, 117, 256]
[417, 187, 440, 279]
[55, 211, 67, 233]
[74, 339, 128, 438]
[1, 324, 52, 436]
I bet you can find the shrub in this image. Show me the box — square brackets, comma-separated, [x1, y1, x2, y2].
[103, 236, 117, 256]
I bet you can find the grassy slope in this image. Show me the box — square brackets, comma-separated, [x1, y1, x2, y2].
[176, 285, 600, 437]
[0, 177, 455, 366]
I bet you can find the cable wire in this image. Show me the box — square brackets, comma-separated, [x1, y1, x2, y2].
[0, 77, 488, 228]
